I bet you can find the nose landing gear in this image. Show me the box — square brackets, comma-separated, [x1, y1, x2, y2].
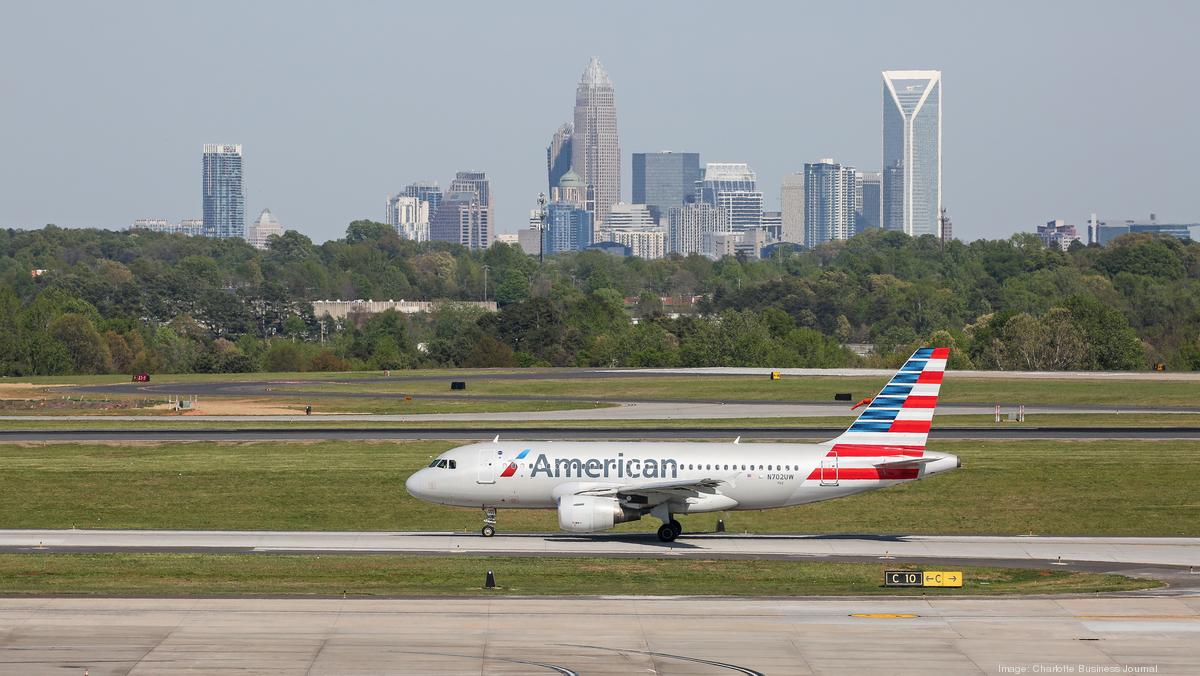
[481, 506, 497, 537]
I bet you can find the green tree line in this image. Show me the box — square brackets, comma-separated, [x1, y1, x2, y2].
[0, 222, 1195, 375]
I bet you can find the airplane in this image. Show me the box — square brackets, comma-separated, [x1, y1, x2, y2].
[405, 347, 959, 542]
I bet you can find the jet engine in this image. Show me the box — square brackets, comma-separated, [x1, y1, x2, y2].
[557, 495, 642, 533]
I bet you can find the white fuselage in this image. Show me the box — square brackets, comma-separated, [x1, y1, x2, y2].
[405, 440, 959, 513]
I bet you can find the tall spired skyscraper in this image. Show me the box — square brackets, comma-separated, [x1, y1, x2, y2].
[882, 70, 941, 237]
[547, 122, 573, 192]
[572, 57, 620, 224]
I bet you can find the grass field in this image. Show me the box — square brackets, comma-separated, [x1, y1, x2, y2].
[2, 413, 1198, 431]
[0, 397, 608, 417]
[1, 439, 1196, 536]
[264, 374, 1200, 408]
[0, 554, 1152, 597]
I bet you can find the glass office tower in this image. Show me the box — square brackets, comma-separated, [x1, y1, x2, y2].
[882, 70, 941, 237]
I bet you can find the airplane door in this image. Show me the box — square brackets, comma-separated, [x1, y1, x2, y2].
[477, 448, 497, 484]
[820, 452, 839, 486]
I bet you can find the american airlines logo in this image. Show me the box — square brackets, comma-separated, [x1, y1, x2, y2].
[501, 451, 680, 480]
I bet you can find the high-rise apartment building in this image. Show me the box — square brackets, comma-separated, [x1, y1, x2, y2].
[544, 202, 593, 254]
[398, 181, 442, 221]
[632, 151, 701, 223]
[429, 171, 491, 250]
[804, 159, 858, 246]
[201, 144, 245, 239]
[547, 123, 573, 192]
[386, 196, 430, 242]
[697, 163, 763, 232]
[668, 202, 729, 256]
[882, 70, 942, 237]
[246, 208, 284, 249]
[856, 171, 882, 233]
[598, 203, 664, 259]
[550, 169, 593, 213]
[780, 173, 805, 245]
[572, 57, 620, 223]
[761, 211, 782, 241]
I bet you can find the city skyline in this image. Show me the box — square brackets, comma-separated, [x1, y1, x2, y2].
[2, 2, 1197, 243]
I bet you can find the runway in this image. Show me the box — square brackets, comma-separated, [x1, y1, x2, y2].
[1, 595, 1196, 675]
[2, 426, 1199, 442]
[5, 530, 1199, 570]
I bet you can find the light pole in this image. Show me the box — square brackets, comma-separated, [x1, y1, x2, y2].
[482, 264, 490, 302]
[537, 192, 548, 264]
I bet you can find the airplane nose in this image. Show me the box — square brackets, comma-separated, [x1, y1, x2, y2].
[405, 471, 429, 499]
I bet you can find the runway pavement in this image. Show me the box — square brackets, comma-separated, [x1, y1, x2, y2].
[2, 425, 1199, 442]
[1, 595, 1196, 675]
[5, 530, 1199, 570]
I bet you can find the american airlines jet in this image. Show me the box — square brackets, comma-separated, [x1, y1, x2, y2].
[405, 347, 959, 542]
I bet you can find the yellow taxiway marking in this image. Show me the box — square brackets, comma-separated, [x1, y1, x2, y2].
[850, 613, 919, 619]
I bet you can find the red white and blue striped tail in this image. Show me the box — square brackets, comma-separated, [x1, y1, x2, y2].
[827, 347, 949, 451]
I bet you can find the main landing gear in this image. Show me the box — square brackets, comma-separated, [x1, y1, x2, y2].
[657, 518, 683, 542]
[481, 506, 497, 537]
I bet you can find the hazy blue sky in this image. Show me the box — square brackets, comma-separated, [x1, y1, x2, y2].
[2, 1, 1196, 242]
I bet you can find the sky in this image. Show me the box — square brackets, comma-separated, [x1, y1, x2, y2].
[1, 1, 1197, 243]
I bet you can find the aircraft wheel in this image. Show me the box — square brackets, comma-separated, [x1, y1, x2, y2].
[481, 525, 496, 537]
[657, 524, 678, 542]
[669, 519, 682, 535]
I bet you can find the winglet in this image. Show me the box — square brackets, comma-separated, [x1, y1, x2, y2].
[733, 436, 741, 444]
[492, 435, 500, 443]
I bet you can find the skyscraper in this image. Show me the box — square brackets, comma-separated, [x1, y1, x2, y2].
[632, 151, 701, 223]
[668, 202, 729, 256]
[882, 70, 942, 237]
[429, 171, 491, 250]
[598, 203, 665, 259]
[547, 123, 573, 192]
[386, 196, 430, 242]
[780, 173, 805, 245]
[856, 171, 882, 233]
[697, 163, 763, 232]
[201, 144, 244, 239]
[544, 201, 593, 254]
[246, 208, 283, 249]
[399, 181, 442, 221]
[804, 159, 857, 246]
[572, 57, 620, 223]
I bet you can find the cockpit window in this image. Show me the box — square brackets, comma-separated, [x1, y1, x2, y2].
[428, 459, 440, 468]
[447, 460, 456, 469]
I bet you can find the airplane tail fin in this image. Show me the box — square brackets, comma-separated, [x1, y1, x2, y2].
[826, 347, 949, 451]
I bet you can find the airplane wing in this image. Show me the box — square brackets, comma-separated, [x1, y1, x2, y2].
[574, 478, 724, 499]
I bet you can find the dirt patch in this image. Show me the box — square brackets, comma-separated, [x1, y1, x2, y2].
[176, 398, 355, 416]
[0, 383, 73, 400]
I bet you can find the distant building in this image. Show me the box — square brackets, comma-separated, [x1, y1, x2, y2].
[494, 233, 519, 247]
[312, 299, 497, 321]
[550, 169, 594, 214]
[632, 151, 701, 223]
[761, 211, 782, 241]
[882, 70, 942, 237]
[804, 159, 858, 246]
[202, 143, 245, 239]
[1127, 214, 1194, 241]
[1094, 213, 1196, 245]
[246, 208, 284, 249]
[385, 196, 430, 242]
[856, 171, 882, 233]
[706, 231, 740, 259]
[429, 171, 492, 250]
[517, 223, 541, 255]
[735, 228, 774, 260]
[1037, 219, 1081, 251]
[598, 203, 665, 259]
[547, 122, 573, 192]
[131, 219, 204, 236]
[544, 202, 593, 254]
[668, 202, 729, 256]
[698, 163, 763, 232]
[586, 241, 632, 257]
[397, 181, 443, 222]
[780, 173, 805, 245]
[572, 57, 621, 223]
